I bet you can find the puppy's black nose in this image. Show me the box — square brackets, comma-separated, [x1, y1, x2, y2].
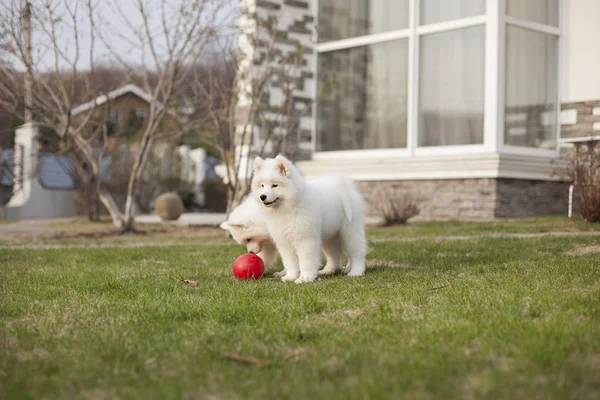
[248, 250, 255, 254]
[260, 195, 266, 201]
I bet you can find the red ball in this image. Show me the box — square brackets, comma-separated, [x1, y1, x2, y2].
[232, 253, 264, 280]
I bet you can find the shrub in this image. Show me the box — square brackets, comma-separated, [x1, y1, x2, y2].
[567, 143, 600, 222]
[371, 189, 420, 226]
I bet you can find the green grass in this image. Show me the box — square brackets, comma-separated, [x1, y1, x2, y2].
[1, 232, 600, 399]
[369, 215, 600, 238]
[2, 215, 598, 248]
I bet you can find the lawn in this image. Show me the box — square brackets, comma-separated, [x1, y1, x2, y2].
[1, 215, 598, 248]
[368, 215, 600, 238]
[1, 220, 599, 399]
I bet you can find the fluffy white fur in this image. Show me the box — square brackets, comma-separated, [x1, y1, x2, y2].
[252, 155, 367, 284]
[219, 196, 280, 273]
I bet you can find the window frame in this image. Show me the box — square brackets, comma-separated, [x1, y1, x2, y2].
[311, 0, 561, 161]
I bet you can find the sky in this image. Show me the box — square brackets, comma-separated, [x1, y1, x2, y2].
[0, 0, 238, 72]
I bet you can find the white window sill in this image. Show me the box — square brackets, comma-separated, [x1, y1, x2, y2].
[298, 150, 566, 181]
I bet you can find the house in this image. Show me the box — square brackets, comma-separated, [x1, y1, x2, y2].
[1, 85, 207, 220]
[237, 0, 600, 220]
[70, 84, 185, 138]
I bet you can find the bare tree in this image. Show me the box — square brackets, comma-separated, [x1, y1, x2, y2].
[0, 0, 233, 231]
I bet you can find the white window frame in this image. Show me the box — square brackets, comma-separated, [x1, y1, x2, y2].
[311, 0, 562, 161]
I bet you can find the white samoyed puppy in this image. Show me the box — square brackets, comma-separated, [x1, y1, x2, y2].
[219, 196, 280, 273]
[251, 155, 367, 284]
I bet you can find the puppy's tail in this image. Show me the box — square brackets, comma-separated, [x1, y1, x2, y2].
[338, 176, 359, 223]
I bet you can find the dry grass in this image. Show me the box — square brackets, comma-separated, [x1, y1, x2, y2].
[566, 245, 600, 256]
[0, 217, 225, 247]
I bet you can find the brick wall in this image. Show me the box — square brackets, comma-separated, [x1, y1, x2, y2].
[359, 178, 569, 221]
[358, 179, 497, 221]
[238, 0, 315, 161]
[560, 100, 600, 139]
[495, 179, 569, 218]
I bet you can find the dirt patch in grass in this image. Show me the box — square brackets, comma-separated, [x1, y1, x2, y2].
[566, 245, 600, 256]
[0, 218, 226, 247]
[366, 259, 414, 269]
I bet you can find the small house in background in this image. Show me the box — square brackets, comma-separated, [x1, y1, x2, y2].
[70, 84, 188, 140]
[1, 84, 217, 220]
[236, 0, 600, 220]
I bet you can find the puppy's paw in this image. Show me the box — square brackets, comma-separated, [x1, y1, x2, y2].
[317, 269, 332, 276]
[346, 270, 365, 278]
[272, 270, 286, 278]
[281, 274, 298, 282]
[294, 274, 317, 284]
[318, 265, 341, 276]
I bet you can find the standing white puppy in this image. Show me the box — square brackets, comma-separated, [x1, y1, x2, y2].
[252, 155, 367, 283]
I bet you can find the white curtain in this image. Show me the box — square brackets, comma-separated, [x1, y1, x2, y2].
[419, 25, 486, 146]
[418, 0, 486, 147]
[365, 40, 409, 149]
[420, 0, 486, 25]
[504, 1, 559, 148]
[506, 0, 559, 26]
[318, 0, 409, 42]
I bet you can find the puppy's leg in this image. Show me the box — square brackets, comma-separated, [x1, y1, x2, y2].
[319, 235, 342, 276]
[340, 223, 367, 277]
[258, 240, 282, 276]
[295, 238, 322, 284]
[278, 243, 300, 282]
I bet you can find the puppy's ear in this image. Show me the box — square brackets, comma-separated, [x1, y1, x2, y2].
[223, 220, 244, 228]
[253, 156, 264, 173]
[274, 155, 292, 177]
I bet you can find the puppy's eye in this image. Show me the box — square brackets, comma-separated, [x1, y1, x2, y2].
[245, 239, 251, 243]
[261, 184, 264, 188]
[272, 184, 278, 188]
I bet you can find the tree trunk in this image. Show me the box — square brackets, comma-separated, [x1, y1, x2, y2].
[97, 187, 125, 228]
[22, 2, 33, 124]
[122, 123, 156, 232]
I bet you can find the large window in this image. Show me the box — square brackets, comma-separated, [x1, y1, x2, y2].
[317, 0, 487, 152]
[315, 0, 560, 154]
[504, 2, 559, 149]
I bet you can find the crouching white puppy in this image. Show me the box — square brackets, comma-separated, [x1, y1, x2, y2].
[219, 197, 280, 274]
[252, 155, 367, 284]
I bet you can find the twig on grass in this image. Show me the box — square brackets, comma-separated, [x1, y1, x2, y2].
[180, 279, 200, 287]
[220, 352, 271, 366]
[420, 281, 452, 303]
[428, 282, 452, 292]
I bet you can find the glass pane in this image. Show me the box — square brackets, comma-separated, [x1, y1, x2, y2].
[317, 40, 409, 152]
[318, 0, 409, 43]
[418, 26, 485, 147]
[506, 0, 559, 27]
[504, 26, 558, 149]
[420, 0, 485, 25]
